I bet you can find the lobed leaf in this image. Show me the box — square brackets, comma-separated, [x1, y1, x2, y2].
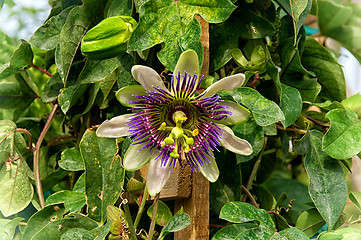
[129, 0, 238, 70]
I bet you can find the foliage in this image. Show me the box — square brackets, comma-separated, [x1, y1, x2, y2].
[0, 0, 361, 239]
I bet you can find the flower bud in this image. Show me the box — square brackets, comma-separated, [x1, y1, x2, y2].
[81, 16, 137, 60]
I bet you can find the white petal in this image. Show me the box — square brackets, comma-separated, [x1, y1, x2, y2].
[173, 49, 200, 77]
[216, 101, 250, 125]
[218, 124, 253, 156]
[146, 153, 172, 196]
[123, 143, 153, 171]
[131, 65, 168, 92]
[115, 85, 146, 107]
[96, 114, 132, 138]
[199, 152, 219, 182]
[203, 73, 245, 98]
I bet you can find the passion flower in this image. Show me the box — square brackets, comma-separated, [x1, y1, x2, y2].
[96, 50, 253, 196]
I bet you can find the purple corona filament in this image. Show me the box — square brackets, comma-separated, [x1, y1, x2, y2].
[127, 72, 232, 171]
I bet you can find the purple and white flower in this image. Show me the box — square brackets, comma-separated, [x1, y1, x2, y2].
[96, 50, 252, 196]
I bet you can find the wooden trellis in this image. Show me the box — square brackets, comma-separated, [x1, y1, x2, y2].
[137, 16, 211, 240]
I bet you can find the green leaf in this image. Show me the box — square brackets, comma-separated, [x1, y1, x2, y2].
[0, 78, 36, 113]
[107, 0, 133, 17]
[58, 84, 87, 114]
[107, 205, 127, 236]
[93, 221, 111, 240]
[263, 177, 312, 218]
[0, 40, 33, 79]
[45, 190, 86, 213]
[280, 84, 302, 128]
[342, 93, 361, 119]
[147, 200, 173, 227]
[263, 124, 277, 136]
[0, 217, 23, 240]
[318, 227, 361, 240]
[22, 205, 66, 239]
[59, 148, 84, 171]
[29, 6, 74, 50]
[231, 46, 267, 73]
[0, 120, 27, 165]
[282, 75, 321, 103]
[252, 185, 276, 211]
[211, 223, 257, 240]
[210, 181, 238, 214]
[349, 191, 361, 212]
[0, 160, 33, 217]
[322, 108, 361, 159]
[275, 0, 309, 39]
[59, 5, 93, 85]
[232, 119, 265, 163]
[116, 53, 137, 88]
[60, 228, 96, 240]
[219, 201, 275, 231]
[302, 37, 346, 101]
[277, 227, 310, 240]
[73, 173, 85, 193]
[157, 213, 191, 239]
[301, 130, 347, 230]
[210, 7, 275, 71]
[41, 72, 63, 103]
[318, 0, 361, 64]
[79, 129, 125, 223]
[222, 87, 285, 126]
[78, 58, 119, 84]
[25, 210, 98, 240]
[213, 224, 273, 239]
[128, 0, 237, 70]
[295, 208, 325, 237]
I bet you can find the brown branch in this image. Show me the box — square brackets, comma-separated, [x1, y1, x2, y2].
[0, 128, 34, 151]
[47, 136, 74, 147]
[241, 185, 259, 208]
[147, 193, 160, 240]
[30, 63, 53, 77]
[241, 136, 268, 202]
[276, 123, 307, 134]
[34, 104, 58, 208]
[305, 115, 329, 127]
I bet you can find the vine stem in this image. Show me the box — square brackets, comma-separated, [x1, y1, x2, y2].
[147, 193, 160, 240]
[241, 185, 259, 208]
[241, 136, 268, 202]
[0, 128, 33, 151]
[34, 103, 58, 208]
[123, 202, 138, 240]
[134, 188, 149, 230]
[30, 63, 53, 77]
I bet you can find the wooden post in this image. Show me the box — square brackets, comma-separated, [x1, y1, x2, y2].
[174, 15, 210, 240]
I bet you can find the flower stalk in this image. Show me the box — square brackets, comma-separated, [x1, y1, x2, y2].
[134, 188, 149, 230]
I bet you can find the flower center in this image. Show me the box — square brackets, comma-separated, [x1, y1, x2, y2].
[158, 110, 199, 159]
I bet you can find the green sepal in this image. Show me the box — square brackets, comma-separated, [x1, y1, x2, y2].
[115, 85, 146, 107]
